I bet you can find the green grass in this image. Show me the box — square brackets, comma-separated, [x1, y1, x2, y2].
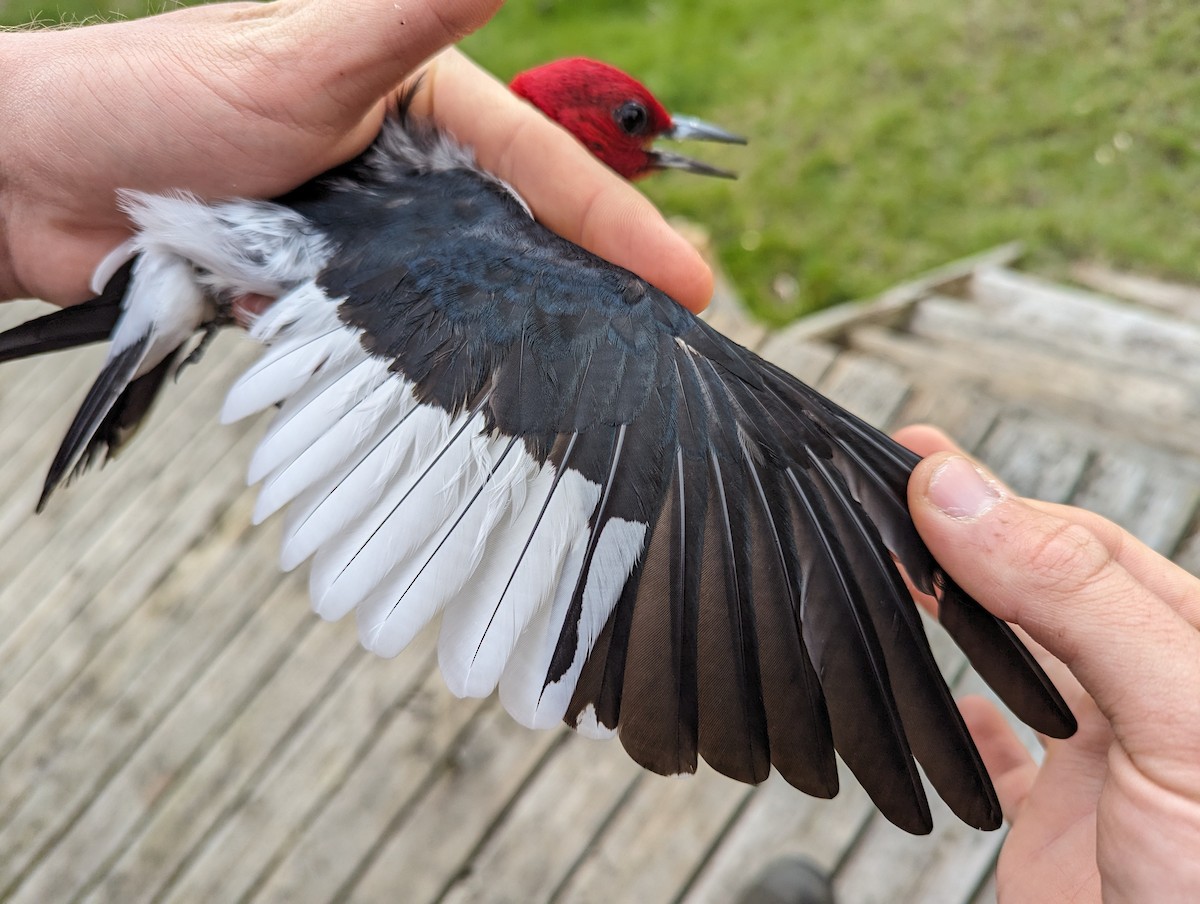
[4, 0, 1198, 322]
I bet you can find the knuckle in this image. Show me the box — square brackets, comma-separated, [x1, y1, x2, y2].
[1022, 519, 1116, 596]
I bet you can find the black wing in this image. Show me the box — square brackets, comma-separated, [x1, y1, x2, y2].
[242, 135, 1075, 836]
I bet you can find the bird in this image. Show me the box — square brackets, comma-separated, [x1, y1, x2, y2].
[0, 57, 1075, 835]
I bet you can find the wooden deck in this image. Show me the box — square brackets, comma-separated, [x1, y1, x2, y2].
[2, 247, 1199, 903]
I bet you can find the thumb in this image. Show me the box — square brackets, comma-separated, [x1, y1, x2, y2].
[278, 0, 504, 100]
[909, 452, 1200, 761]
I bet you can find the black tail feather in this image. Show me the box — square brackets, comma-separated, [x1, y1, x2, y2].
[38, 334, 150, 512]
[63, 347, 182, 485]
[0, 261, 130, 363]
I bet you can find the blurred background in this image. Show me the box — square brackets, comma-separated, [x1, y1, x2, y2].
[3, 0, 1197, 323]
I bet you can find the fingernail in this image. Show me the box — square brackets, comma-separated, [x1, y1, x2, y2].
[928, 456, 1002, 519]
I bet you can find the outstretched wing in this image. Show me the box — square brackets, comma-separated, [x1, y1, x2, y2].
[223, 138, 1075, 836]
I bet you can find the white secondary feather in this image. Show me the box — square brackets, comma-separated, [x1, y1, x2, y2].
[307, 406, 487, 618]
[264, 379, 417, 539]
[248, 356, 391, 485]
[220, 281, 350, 424]
[247, 279, 342, 344]
[275, 394, 428, 568]
[497, 533, 589, 728]
[221, 324, 362, 424]
[354, 430, 514, 651]
[437, 465, 601, 700]
[501, 516, 646, 732]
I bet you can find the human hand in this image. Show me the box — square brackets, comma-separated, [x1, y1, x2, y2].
[0, 0, 711, 310]
[900, 425, 1200, 902]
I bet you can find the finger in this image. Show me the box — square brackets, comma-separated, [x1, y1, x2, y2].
[896, 425, 1200, 628]
[232, 293, 275, 328]
[418, 51, 714, 312]
[278, 0, 504, 102]
[910, 452, 1200, 760]
[894, 466, 1084, 708]
[893, 424, 965, 459]
[1025, 498, 1200, 628]
[958, 695, 1038, 821]
[896, 426, 1085, 701]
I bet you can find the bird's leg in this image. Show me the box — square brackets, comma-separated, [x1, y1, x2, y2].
[175, 281, 236, 381]
[174, 318, 221, 381]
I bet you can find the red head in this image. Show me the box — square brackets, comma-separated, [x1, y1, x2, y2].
[510, 58, 744, 181]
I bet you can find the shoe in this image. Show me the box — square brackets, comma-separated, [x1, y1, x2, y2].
[736, 856, 835, 904]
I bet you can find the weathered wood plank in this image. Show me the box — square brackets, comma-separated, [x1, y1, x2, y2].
[78, 619, 369, 903]
[781, 243, 1024, 344]
[888, 383, 1002, 453]
[834, 803, 1001, 904]
[913, 289, 1200, 384]
[0, 338, 257, 706]
[1069, 262, 1200, 325]
[816, 352, 911, 429]
[4, 559, 314, 902]
[975, 414, 1093, 503]
[239, 665, 489, 904]
[682, 765, 872, 904]
[1069, 449, 1200, 555]
[0, 422, 261, 767]
[0, 490, 266, 836]
[865, 319, 1200, 434]
[849, 326, 1200, 456]
[159, 641, 467, 904]
[341, 704, 567, 904]
[437, 733, 644, 904]
[553, 767, 751, 904]
[0, 439, 270, 901]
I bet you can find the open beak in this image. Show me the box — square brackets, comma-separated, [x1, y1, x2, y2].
[651, 114, 748, 179]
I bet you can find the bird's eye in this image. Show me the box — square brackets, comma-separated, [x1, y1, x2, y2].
[614, 101, 649, 136]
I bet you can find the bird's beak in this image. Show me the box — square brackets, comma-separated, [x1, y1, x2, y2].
[652, 114, 748, 179]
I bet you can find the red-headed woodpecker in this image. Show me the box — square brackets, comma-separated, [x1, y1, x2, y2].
[0, 59, 1074, 835]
